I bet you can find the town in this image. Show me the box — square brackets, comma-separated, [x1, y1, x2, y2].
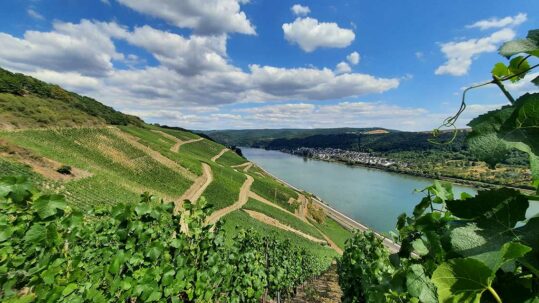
[287, 147, 400, 167]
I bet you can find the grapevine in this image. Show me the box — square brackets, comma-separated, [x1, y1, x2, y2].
[338, 29, 539, 303]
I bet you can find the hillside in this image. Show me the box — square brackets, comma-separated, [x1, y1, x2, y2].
[0, 67, 143, 129]
[201, 127, 394, 147]
[0, 68, 352, 301]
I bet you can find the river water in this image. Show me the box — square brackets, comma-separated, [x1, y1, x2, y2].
[243, 148, 539, 233]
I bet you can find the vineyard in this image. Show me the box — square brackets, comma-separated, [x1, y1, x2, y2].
[337, 29, 539, 303]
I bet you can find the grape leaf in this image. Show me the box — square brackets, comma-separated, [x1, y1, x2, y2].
[507, 56, 531, 82]
[491, 62, 509, 78]
[467, 133, 510, 168]
[33, 194, 68, 219]
[533, 75, 539, 87]
[446, 188, 528, 230]
[499, 29, 539, 58]
[406, 264, 437, 303]
[432, 242, 530, 303]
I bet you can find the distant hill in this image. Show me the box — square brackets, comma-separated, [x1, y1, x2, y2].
[0, 67, 143, 129]
[261, 130, 469, 152]
[202, 127, 396, 147]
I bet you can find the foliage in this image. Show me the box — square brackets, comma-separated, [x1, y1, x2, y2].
[0, 177, 331, 302]
[0, 68, 143, 127]
[56, 165, 72, 175]
[338, 29, 539, 303]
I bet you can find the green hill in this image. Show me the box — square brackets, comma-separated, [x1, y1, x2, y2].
[0, 67, 143, 129]
[0, 68, 351, 301]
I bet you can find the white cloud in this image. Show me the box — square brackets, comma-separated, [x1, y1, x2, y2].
[335, 61, 351, 74]
[467, 13, 527, 30]
[27, 8, 44, 20]
[346, 51, 360, 65]
[0, 20, 126, 77]
[0, 19, 401, 125]
[435, 28, 516, 76]
[116, 0, 255, 35]
[291, 4, 310, 16]
[415, 51, 424, 59]
[282, 17, 355, 52]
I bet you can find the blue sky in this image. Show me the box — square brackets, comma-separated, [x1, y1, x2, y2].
[0, 0, 537, 130]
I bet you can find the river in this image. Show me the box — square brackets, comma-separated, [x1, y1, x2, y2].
[243, 148, 539, 234]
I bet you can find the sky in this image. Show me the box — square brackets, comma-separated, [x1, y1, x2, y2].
[0, 0, 537, 131]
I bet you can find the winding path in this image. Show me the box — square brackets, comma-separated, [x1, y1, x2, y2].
[231, 162, 253, 172]
[243, 209, 327, 245]
[211, 148, 229, 162]
[175, 163, 213, 213]
[206, 174, 254, 224]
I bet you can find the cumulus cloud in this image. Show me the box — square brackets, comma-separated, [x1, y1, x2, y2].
[0, 20, 126, 77]
[0, 19, 401, 125]
[116, 0, 255, 35]
[282, 17, 355, 52]
[346, 51, 360, 65]
[291, 4, 310, 16]
[435, 28, 515, 76]
[467, 13, 527, 30]
[335, 62, 351, 74]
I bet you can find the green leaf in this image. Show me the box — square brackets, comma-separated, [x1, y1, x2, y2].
[62, 283, 78, 296]
[446, 188, 528, 230]
[499, 29, 539, 58]
[491, 62, 509, 78]
[467, 133, 510, 168]
[406, 264, 437, 303]
[411, 239, 429, 256]
[23, 223, 47, 244]
[33, 195, 68, 219]
[532, 75, 539, 87]
[507, 56, 531, 82]
[432, 258, 491, 303]
[433, 242, 529, 303]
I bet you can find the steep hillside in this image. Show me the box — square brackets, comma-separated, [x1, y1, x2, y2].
[0, 68, 351, 278]
[0, 67, 143, 129]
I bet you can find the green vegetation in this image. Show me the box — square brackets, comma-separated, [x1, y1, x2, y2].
[203, 164, 246, 210]
[221, 210, 337, 262]
[243, 198, 323, 239]
[0, 177, 332, 302]
[338, 29, 539, 303]
[247, 166, 298, 212]
[216, 150, 247, 167]
[203, 127, 392, 147]
[310, 217, 353, 250]
[0, 68, 143, 128]
[0, 128, 193, 208]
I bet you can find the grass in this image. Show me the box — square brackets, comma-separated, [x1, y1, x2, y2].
[118, 126, 203, 175]
[202, 163, 246, 211]
[0, 93, 105, 128]
[216, 150, 248, 167]
[155, 126, 200, 141]
[0, 128, 193, 208]
[242, 198, 323, 239]
[181, 139, 225, 161]
[221, 210, 338, 262]
[248, 166, 299, 212]
[311, 217, 353, 250]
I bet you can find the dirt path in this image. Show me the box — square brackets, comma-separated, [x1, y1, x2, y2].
[231, 162, 253, 172]
[211, 148, 229, 162]
[243, 210, 327, 244]
[175, 163, 213, 213]
[250, 192, 315, 226]
[112, 128, 197, 180]
[151, 130, 204, 153]
[206, 174, 254, 224]
[290, 264, 342, 303]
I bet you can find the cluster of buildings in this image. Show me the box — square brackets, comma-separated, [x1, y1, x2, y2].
[288, 147, 398, 167]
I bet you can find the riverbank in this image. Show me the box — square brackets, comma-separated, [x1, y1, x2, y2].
[254, 162, 401, 253]
[281, 149, 535, 195]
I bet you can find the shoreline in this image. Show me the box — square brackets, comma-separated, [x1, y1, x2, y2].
[282, 150, 535, 195]
[253, 163, 401, 253]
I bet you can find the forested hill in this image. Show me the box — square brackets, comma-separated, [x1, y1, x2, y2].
[201, 127, 394, 147]
[205, 128, 468, 153]
[262, 131, 469, 152]
[0, 67, 144, 129]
